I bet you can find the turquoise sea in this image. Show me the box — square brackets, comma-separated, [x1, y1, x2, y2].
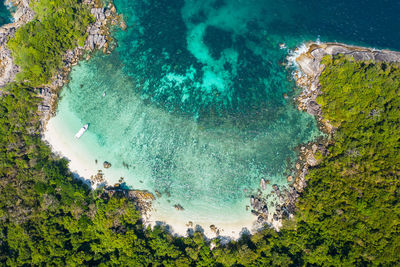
[48, 0, 400, 235]
[0, 1, 11, 26]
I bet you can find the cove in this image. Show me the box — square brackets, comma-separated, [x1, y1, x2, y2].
[45, 0, 400, 237]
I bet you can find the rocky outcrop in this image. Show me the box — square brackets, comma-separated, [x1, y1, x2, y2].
[84, 1, 121, 53]
[248, 182, 302, 229]
[174, 204, 184, 211]
[103, 161, 112, 168]
[0, 0, 119, 121]
[292, 42, 400, 194]
[0, 0, 34, 90]
[85, 8, 108, 50]
[38, 0, 122, 127]
[295, 42, 400, 127]
[253, 42, 400, 227]
[103, 183, 155, 219]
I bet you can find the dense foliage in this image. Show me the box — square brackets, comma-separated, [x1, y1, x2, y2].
[7, 0, 94, 86]
[0, 0, 399, 265]
[293, 55, 400, 265]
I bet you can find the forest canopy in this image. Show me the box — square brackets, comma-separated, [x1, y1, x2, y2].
[7, 0, 94, 86]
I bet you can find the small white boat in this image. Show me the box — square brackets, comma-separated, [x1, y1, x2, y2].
[75, 124, 89, 139]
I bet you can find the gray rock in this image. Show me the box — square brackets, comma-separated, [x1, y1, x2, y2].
[306, 100, 320, 116]
[250, 196, 255, 206]
[174, 204, 184, 211]
[91, 8, 105, 21]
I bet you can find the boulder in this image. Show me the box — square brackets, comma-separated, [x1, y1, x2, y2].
[210, 224, 217, 233]
[306, 152, 318, 166]
[260, 178, 266, 190]
[306, 100, 320, 116]
[174, 204, 184, 211]
[103, 161, 112, 168]
[250, 196, 255, 206]
[254, 199, 262, 211]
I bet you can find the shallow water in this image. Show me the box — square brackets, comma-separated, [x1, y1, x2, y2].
[49, 0, 400, 235]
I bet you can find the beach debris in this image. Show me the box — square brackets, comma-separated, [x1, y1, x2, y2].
[103, 161, 112, 168]
[174, 204, 184, 211]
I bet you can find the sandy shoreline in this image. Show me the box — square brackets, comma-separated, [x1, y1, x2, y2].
[43, 103, 261, 239]
[44, 119, 264, 239]
[43, 96, 287, 239]
[44, 117, 104, 185]
[43, 41, 343, 240]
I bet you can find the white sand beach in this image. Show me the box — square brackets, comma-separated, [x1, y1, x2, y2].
[43, 109, 267, 240]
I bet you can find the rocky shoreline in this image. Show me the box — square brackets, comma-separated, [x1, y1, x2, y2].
[0, 0, 157, 215]
[0, 0, 34, 90]
[0, 0, 123, 113]
[248, 42, 400, 230]
[276, 42, 400, 223]
[38, 0, 123, 128]
[295, 42, 400, 127]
